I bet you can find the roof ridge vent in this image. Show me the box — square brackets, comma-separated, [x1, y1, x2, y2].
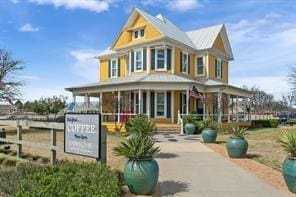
[155, 13, 166, 23]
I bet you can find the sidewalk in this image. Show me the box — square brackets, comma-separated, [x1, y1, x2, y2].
[154, 134, 286, 197]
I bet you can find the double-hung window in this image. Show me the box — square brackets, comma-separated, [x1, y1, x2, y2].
[133, 28, 145, 39]
[196, 56, 204, 76]
[182, 52, 189, 74]
[155, 92, 166, 117]
[110, 58, 118, 78]
[134, 49, 143, 72]
[216, 58, 222, 79]
[156, 48, 165, 70]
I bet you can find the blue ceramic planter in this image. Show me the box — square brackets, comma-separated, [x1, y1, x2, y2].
[283, 158, 296, 193]
[184, 123, 196, 135]
[124, 159, 159, 195]
[226, 137, 248, 158]
[201, 129, 217, 143]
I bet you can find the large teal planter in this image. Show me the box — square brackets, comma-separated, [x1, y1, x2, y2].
[201, 129, 217, 143]
[124, 159, 159, 195]
[283, 158, 296, 193]
[184, 123, 196, 135]
[226, 137, 248, 158]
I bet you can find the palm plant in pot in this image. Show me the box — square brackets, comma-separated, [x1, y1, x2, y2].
[113, 133, 160, 195]
[226, 127, 248, 158]
[199, 119, 218, 143]
[277, 129, 296, 193]
[184, 113, 198, 135]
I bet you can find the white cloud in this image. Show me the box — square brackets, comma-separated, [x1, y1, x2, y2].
[18, 75, 41, 80]
[69, 49, 100, 81]
[22, 87, 71, 101]
[142, 0, 199, 11]
[30, 0, 110, 13]
[9, 0, 19, 4]
[19, 24, 39, 32]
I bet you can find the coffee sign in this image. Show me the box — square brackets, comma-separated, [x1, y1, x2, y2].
[64, 113, 101, 159]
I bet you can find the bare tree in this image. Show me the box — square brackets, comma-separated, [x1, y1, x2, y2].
[289, 66, 296, 90]
[0, 49, 24, 104]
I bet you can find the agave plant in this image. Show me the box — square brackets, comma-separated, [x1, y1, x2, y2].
[277, 129, 296, 158]
[198, 119, 218, 130]
[113, 133, 160, 160]
[125, 114, 156, 136]
[229, 127, 248, 138]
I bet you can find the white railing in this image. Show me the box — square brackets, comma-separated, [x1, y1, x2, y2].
[177, 110, 184, 134]
[101, 112, 138, 123]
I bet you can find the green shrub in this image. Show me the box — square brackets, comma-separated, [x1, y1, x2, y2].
[228, 127, 248, 139]
[251, 119, 279, 128]
[198, 119, 218, 130]
[277, 129, 296, 158]
[15, 161, 121, 197]
[287, 119, 296, 125]
[2, 158, 18, 167]
[125, 114, 155, 136]
[0, 162, 41, 195]
[184, 113, 202, 133]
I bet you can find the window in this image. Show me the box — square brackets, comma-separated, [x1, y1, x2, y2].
[134, 49, 143, 71]
[133, 93, 139, 113]
[216, 58, 222, 79]
[196, 56, 204, 76]
[182, 52, 189, 74]
[155, 92, 166, 117]
[156, 48, 165, 70]
[181, 92, 187, 114]
[133, 28, 144, 39]
[110, 58, 118, 78]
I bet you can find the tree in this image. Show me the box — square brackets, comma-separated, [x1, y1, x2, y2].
[0, 49, 24, 104]
[28, 96, 67, 116]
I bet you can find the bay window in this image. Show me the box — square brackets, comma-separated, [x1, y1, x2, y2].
[156, 48, 165, 70]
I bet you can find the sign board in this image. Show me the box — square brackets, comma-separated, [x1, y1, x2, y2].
[64, 113, 101, 159]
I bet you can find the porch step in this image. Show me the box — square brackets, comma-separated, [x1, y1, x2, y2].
[156, 126, 181, 134]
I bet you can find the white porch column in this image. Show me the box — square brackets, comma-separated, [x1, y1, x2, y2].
[171, 47, 175, 74]
[203, 92, 206, 120]
[147, 46, 151, 74]
[117, 91, 121, 123]
[84, 94, 90, 109]
[147, 90, 151, 118]
[186, 89, 190, 115]
[128, 51, 132, 76]
[138, 89, 142, 114]
[100, 92, 103, 113]
[171, 90, 174, 123]
[72, 94, 76, 104]
[236, 95, 239, 122]
[217, 91, 222, 124]
[227, 95, 231, 123]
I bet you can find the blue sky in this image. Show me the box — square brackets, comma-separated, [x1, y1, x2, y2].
[0, 0, 295, 101]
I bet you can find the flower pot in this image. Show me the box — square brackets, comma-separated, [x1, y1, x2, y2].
[226, 137, 248, 158]
[184, 123, 196, 135]
[124, 159, 159, 195]
[283, 158, 296, 193]
[201, 129, 217, 143]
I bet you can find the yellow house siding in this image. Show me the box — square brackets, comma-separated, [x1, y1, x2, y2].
[119, 56, 126, 77]
[213, 34, 226, 53]
[113, 15, 162, 49]
[190, 53, 195, 78]
[100, 59, 109, 81]
[175, 47, 181, 74]
[174, 91, 180, 123]
[208, 54, 228, 83]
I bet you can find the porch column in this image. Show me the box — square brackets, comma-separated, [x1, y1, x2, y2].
[227, 95, 231, 123]
[171, 90, 174, 123]
[72, 94, 76, 104]
[84, 94, 90, 109]
[217, 91, 222, 124]
[147, 90, 151, 118]
[100, 92, 103, 113]
[128, 51, 132, 76]
[117, 91, 121, 123]
[147, 46, 151, 74]
[236, 95, 239, 122]
[171, 47, 175, 74]
[138, 89, 142, 114]
[203, 92, 206, 120]
[186, 89, 190, 115]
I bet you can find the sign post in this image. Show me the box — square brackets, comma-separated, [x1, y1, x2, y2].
[64, 113, 106, 163]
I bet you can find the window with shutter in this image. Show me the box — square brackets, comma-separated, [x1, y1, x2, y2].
[196, 56, 204, 76]
[133, 48, 143, 72]
[181, 52, 189, 74]
[110, 58, 118, 78]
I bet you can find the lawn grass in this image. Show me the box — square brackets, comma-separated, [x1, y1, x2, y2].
[217, 127, 286, 171]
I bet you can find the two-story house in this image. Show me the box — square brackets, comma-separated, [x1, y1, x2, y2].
[66, 8, 252, 125]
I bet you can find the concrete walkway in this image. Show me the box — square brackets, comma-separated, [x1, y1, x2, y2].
[154, 134, 286, 197]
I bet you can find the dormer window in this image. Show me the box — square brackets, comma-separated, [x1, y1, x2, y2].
[133, 28, 144, 39]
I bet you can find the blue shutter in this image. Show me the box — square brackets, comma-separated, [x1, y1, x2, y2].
[108, 60, 111, 78]
[143, 92, 147, 114]
[188, 54, 190, 74]
[167, 48, 171, 70]
[131, 92, 134, 113]
[117, 58, 120, 77]
[143, 48, 147, 71]
[131, 51, 134, 72]
[151, 49, 155, 70]
[221, 61, 223, 78]
[167, 92, 171, 118]
[215, 59, 217, 78]
[180, 52, 182, 72]
[179, 93, 183, 114]
[150, 92, 155, 118]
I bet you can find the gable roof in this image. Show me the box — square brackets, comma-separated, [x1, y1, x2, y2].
[186, 24, 234, 60]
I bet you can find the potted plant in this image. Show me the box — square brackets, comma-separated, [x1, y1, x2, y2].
[113, 133, 160, 195]
[184, 114, 197, 135]
[226, 127, 248, 158]
[277, 129, 296, 193]
[199, 119, 218, 143]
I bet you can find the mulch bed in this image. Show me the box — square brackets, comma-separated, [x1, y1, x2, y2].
[205, 143, 295, 196]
